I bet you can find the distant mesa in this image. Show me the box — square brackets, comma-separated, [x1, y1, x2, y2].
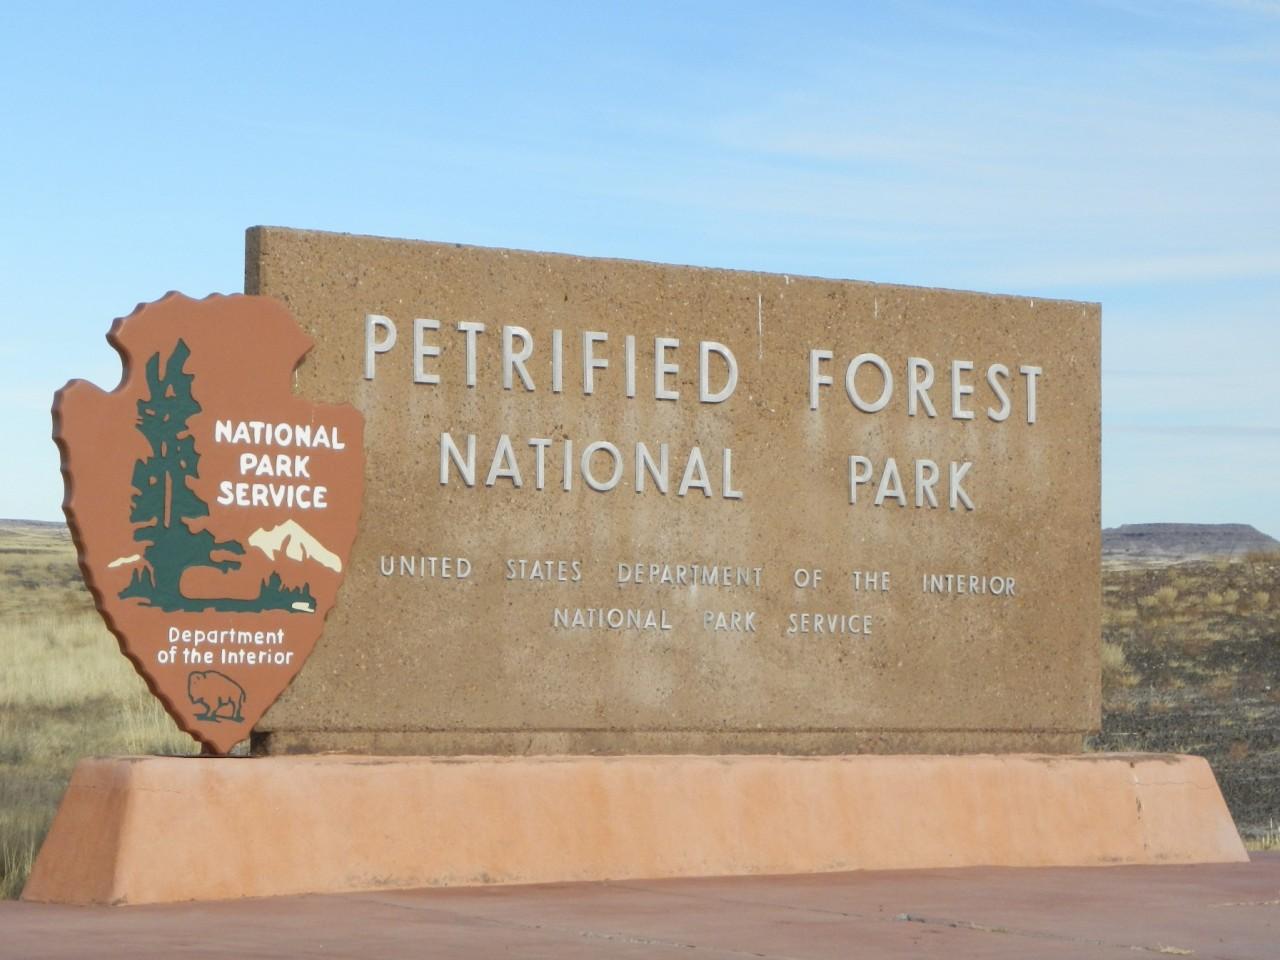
[1103, 523, 1280, 561]
[248, 519, 343, 573]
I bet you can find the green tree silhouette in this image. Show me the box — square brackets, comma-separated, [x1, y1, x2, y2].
[120, 340, 245, 610]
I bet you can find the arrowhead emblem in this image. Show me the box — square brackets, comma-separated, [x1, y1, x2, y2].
[53, 294, 364, 754]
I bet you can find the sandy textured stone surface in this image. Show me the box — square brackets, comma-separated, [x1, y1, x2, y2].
[246, 227, 1101, 754]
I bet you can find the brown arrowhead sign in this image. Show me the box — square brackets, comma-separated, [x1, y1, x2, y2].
[54, 293, 364, 754]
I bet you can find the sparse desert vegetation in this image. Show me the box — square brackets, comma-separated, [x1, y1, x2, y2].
[1091, 552, 1280, 847]
[0, 521, 195, 899]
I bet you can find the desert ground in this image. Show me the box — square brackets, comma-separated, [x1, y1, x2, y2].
[1, 520, 1276, 898]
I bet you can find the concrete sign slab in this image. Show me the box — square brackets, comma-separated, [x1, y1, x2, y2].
[245, 227, 1100, 755]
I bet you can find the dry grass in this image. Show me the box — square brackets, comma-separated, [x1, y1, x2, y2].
[0, 521, 92, 620]
[0, 521, 195, 899]
[1100, 640, 1138, 690]
[1097, 554, 1280, 837]
[1245, 822, 1280, 852]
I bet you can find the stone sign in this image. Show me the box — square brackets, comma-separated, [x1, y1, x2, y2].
[54, 294, 364, 754]
[247, 226, 1101, 756]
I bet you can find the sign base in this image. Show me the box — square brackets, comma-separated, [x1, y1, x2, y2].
[23, 753, 1246, 906]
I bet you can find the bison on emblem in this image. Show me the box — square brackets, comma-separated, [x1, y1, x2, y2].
[188, 671, 246, 723]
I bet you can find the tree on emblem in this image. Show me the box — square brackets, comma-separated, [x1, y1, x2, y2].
[120, 340, 314, 613]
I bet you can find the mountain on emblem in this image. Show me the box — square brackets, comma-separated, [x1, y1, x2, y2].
[248, 519, 343, 572]
[53, 293, 364, 755]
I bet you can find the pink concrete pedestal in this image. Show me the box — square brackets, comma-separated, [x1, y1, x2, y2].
[22, 753, 1247, 906]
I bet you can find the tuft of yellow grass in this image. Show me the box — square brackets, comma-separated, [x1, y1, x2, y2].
[1100, 641, 1138, 691]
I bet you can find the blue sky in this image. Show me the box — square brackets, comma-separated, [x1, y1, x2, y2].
[1, 1, 1277, 534]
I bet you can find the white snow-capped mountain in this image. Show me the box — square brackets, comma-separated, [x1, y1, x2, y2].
[247, 519, 342, 573]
